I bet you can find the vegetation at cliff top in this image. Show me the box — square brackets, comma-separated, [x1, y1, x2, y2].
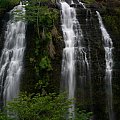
[0, 0, 20, 14]
[83, 0, 120, 36]
[102, 0, 120, 36]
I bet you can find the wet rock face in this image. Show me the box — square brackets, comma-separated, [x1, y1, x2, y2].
[75, 5, 120, 120]
[0, 18, 4, 109]
[0, 21, 4, 56]
[76, 7, 107, 120]
[0, 13, 9, 109]
[20, 23, 37, 93]
[0, 13, 9, 56]
[65, 0, 71, 4]
[21, 22, 64, 94]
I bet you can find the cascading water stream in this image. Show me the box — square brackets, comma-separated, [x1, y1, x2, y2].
[60, 1, 89, 119]
[77, 0, 86, 9]
[96, 11, 114, 120]
[60, 2, 76, 118]
[0, 2, 26, 105]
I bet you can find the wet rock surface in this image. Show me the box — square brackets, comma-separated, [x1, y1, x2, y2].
[76, 7, 107, 120]
[75, 4, 120, 120]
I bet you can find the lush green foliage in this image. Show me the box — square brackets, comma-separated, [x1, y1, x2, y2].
[0, 93, 92, 120]
[103, 3, 120, 36]
[103, 15, 120, 35]
[39, 56, 52, 71]
[0, 0, 20, 14]
[6, 93, 70, 120]
[24, 0, 60, 94]
[0, 112, 12, 120]
[75, 110, 92, 120]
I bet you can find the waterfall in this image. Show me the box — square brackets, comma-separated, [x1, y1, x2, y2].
[96, 11, 114, 120]
[0, 2, 26, 105]
[77, 0, 86, 9]
[60, 1, 89, 119]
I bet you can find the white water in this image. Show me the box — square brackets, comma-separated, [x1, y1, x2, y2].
[77, 0, 86, 9]
[60, 1, 89, 119]
[71, 0, 74, 4]
[0, 2, 26, 105]
[96, 11, 114, 120]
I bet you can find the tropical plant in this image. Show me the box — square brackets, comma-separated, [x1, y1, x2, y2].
[0, 93, 92, 120]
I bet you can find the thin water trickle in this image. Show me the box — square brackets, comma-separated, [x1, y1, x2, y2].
[77, 0, 86, 9]
[0, 2, 26, 105]
[96, 11, 114, 120]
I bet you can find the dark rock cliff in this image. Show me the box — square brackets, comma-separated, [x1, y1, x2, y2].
[75, 3, 120, 120]
[76, 7, 106, 120]
[0, 11, 12, 108]
[0, 13, 9, 56]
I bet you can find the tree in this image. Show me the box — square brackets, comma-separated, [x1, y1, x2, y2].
[0, 93, 92, 120]
[5, 93, 71, 120]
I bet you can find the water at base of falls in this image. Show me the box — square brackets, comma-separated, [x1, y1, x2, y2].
[0, 2, 26, 106]
[96, 11, 114, 120]
[60, 1, 89, 119]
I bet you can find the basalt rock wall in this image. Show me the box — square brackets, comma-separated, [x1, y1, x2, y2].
[75, 4, 120, 120]
[76, 6, 106, 120]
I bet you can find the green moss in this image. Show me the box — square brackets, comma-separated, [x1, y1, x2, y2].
[39, 56, 52, 71]
[114, 8, 120, 15]
[101, 0, 120, 36]
[23, 0, 60, 94]
[0, 0, 20, 10]
[103, 11, 120, 35]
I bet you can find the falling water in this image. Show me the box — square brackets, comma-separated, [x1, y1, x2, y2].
[0, 2, 26, 105]
[77, 0, 86, 9]
[60, 1, 89, 119]
[96, 11, 114, 120]
[71, 0, 74, 4]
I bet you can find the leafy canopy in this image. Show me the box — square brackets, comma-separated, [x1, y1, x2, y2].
[0, 93, 92, 120]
